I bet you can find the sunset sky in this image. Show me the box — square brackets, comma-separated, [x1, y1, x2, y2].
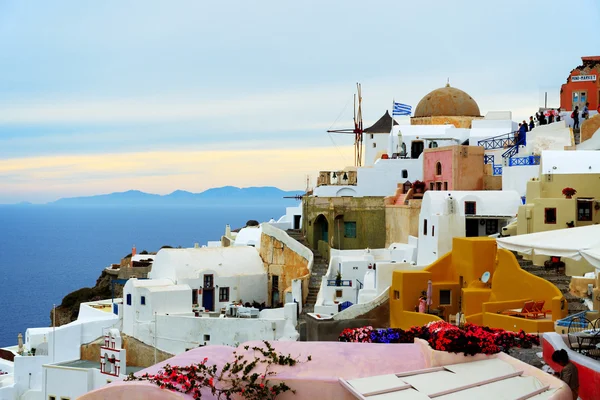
[1, 0, 599, 203]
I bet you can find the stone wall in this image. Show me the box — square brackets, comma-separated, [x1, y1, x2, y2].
[259, 224, 312, 307]
[410, 115, 483, 129]
[580, 114, 600, 143]
[303, 196, 386, 251]
[385, 200, 421, 246]
[80, 334, 173, 368]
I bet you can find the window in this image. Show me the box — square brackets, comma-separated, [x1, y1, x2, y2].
[485, 219, 499, 235]
[439, 290, 451, 305]
[344, 221, 357, 238]
[204, 334, 210, 342]
[464, 201, 476, 215]
[573, 92, 579, 103]
[49, 397, 56, 400]
[581, 91, 587, 103]
[140, 296, 146, 305]
[335, 289, 343, 298]
[393, 290, 400, 300]
[436, 182, 442, 190]
[126, 294, 131, 306]
[203, 274, 214, 288]
[370, 134, 374, 139]
[544, 208, 557, 224]
[192, 289, 198, 305]
[444, 182, 448, 190]
[219, 287, 230, 302]
[577, 199, 592, 221]
[432, 226, 435, 237]
[428, 141, 438, 148]
[61, 397, 71, 400]
[372, 142, 376, 148]
[423, 219, 428, 236]
[430, 182, 435, 190]
[402, 169, 408, 179]
[401, 142, 407, 156]
[436, 162, 442, 175]
[411, 141, 424, 159]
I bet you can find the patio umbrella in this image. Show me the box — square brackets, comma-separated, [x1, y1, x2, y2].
[427, 280, 433, 312]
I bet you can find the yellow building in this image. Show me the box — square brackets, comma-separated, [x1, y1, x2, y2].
[516, 150, 600, 275]
[389, 237, 567, 333]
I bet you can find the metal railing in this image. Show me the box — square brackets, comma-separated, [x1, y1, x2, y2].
[484, 154, 495, 165]
[501, 138, 525, 159]
[477, 131, 518, 150]
[327, 279, 352, 287]
[493, 165, 503, 176]
[508, 155, 540, 167]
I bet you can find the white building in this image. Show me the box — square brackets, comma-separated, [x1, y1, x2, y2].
[313, 242, 418, 317]
[148, 246, 268, 312]
[416, 190, 522, 266]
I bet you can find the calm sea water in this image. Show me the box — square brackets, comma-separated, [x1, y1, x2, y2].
[0, 205, 286, 347]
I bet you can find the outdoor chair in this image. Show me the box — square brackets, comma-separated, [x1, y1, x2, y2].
[526, 300, 551, 319]
[500, 300, 535, 318]
[567, 316, 594, 352]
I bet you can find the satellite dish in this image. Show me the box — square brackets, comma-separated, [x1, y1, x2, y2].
[481, 271, 491, 284]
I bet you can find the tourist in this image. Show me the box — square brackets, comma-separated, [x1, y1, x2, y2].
[548, 109, 555, 124]
[582, 102, 589, 120]
[556, 108, 562, 122]
[551, 349, 579, 399]
[529, 116, 535, 131]
[538, 111, 547, 125]
[572, 106, 580, 129]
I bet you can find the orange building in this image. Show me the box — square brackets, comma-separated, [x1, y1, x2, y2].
[560, 56, 600, 112]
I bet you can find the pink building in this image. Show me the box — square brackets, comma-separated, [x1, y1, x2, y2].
[423, 145, 484, 191]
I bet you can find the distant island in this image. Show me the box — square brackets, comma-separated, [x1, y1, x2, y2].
[39, 186, 304, 206]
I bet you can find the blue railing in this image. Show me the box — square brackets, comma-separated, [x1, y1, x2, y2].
[477, 131, 518, 150]
[493, 165, 503, 176]
[501, 138, 525, 159]
[484, 154, 495, 165]
[508, 155, 540, 167]
[327, 279, 352, 287]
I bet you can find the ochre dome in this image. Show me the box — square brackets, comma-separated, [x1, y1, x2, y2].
[414, 85, 481, 118]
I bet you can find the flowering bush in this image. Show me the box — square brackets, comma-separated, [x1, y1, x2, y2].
[126, 341, 311, 399]
[562, 187, 577, 197]
[338, 321, 539, 356]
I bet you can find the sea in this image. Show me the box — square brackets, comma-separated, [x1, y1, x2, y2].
[0, 204, 288, 347]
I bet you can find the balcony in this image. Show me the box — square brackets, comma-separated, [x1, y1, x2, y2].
[317, 170, 357, 187]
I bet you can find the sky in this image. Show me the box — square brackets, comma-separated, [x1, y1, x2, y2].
[0, 1, 599, 203]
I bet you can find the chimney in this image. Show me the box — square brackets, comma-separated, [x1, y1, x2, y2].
[194, 243, 200, 248]
[225, 224, 231, 237]
[130, 245, 136, 268]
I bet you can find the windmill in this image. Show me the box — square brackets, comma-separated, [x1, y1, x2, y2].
[327, 83, 364, 167]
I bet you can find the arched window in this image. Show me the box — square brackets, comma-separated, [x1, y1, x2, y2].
[436, 162, 442, 175]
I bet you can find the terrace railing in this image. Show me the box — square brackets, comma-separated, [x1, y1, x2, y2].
[501, 138, 525, 160]
[508, 155, 541, 167]
[477, 131, 518, 150]
[327, 279, 352, 287]
[484, 154, 495, 165]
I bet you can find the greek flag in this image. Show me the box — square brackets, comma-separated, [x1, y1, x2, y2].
[393, 102, 412, 116]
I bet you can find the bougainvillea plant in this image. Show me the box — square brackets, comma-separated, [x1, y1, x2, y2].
[562, 187, 577, 198]
[339, 321, 539, 356]
[126, 341, 311, 399]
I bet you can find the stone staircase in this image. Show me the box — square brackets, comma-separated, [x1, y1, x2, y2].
[515, 254, 588, 314]
[573, 127, 581, 145]
[286, 229, 329, 315]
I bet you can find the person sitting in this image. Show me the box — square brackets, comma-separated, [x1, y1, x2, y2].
[551, 349, 579, 400]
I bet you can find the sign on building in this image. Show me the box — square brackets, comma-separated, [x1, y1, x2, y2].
[571, 75, 597, 82]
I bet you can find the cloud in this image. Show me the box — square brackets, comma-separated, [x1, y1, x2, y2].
[0, 146, 352, 203]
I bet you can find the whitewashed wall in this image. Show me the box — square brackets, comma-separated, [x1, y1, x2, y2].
[502, 165, 539, 197]
[44, 365, 92, 400]
[364, 133, 392, 166]
[13, 355, 51, 398]
[135, 315, 288, 354]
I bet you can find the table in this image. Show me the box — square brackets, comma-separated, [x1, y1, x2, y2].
[571, 329, 600, 354]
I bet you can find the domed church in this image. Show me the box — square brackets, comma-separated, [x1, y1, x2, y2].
[411, 83, 482, 128]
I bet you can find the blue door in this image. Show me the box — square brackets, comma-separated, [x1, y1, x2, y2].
[202, 289, 214, 311]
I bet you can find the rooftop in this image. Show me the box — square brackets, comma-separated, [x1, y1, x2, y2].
[56, 359, 144, 375]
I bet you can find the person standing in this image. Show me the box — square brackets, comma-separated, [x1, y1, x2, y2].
[539, 111, 547, 125]
[548, 109, 555, 124]
[518, 121, 527, 145]
[556, 108, 562, 122]
[551, 350, 579, 400]
[572, 106, 580, 129]
[582, 102, 589, 120]
[529, 116, 535, 130]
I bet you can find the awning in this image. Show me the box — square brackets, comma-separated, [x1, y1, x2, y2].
[496, 225, 600, 270]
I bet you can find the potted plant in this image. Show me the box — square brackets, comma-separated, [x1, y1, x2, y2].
[562, 187, 577, 199]
[335, 270, 342, 286]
